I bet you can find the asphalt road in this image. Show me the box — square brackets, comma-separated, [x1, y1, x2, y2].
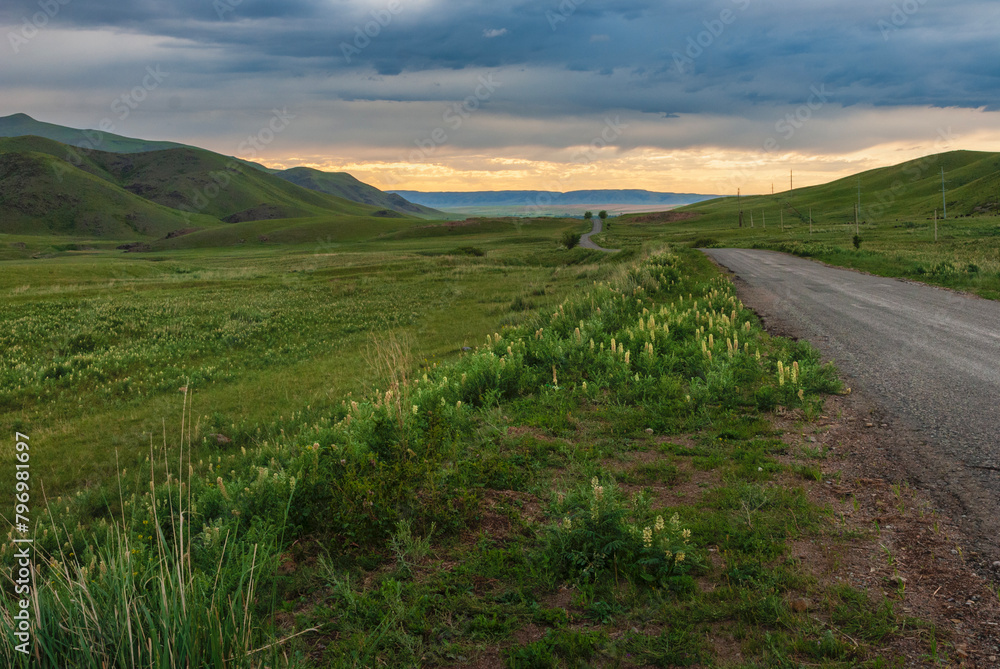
[705, 248, 1000, 556]
[579, 219, 619, 252]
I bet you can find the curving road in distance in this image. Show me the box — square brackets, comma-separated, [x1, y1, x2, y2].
[579, 219, 619, 252]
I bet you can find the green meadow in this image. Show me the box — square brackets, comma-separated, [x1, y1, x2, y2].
[0, 217, 604, 493]
[1, 205, 967, 666]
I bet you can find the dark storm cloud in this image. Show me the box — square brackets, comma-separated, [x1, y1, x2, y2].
[2, 0, 999, 160]
[4, 0, 999, 113]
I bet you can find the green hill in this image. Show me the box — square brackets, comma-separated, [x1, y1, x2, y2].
[679, 150, 1000, 224]
[0, 114, 442, 218]
[85, 147, 384, 222]
[0, 150, 218, 238]
[0, 136, 393, 226]
[275, 166, 445, 218]
[0, 113, 190, 154]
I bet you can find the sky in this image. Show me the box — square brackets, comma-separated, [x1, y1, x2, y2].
[2, 0, 1000, 194]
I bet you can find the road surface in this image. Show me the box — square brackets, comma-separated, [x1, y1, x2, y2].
[705, 248, 1000, 558]
[579, 219, 619, 252]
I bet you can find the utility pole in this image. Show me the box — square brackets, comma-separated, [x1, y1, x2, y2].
[750, 211, 754, 228]
[855, 202, 859, 235]
[737, 188, 744, 228]
[790, 170, 794, 193]
[941, 167, 948, 220]
[763, 211, 766, 229]
[857, 177, 861, 227]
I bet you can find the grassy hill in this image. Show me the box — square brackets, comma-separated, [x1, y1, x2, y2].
[0, 114, 443, 218]
[679, 150, 1000, 226]
[0, 113, 190, 154]
[92, 147, 384, 222]
[0, 149, 218, 238]
[0, 136, 408, 234]
[276, 167, 445, 218]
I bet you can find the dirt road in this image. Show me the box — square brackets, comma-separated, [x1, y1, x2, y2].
[704, 248, 1000, 563]
[579, 219, 619, 252]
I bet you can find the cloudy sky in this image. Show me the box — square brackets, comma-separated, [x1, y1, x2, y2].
[2, 0, 1000, 193]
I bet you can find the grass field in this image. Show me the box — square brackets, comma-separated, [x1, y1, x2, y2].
[0, 216, 608, 494]
[1, 207, 964, 666]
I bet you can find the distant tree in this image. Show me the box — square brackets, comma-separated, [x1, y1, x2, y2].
[598, 210, 608, 221]
[852, 234, 862, 250]
[562, 231, 582, 249]
[583, 211, 593, 221]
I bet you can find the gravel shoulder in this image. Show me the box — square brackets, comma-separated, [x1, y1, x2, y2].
[705, 247, 1000, 663]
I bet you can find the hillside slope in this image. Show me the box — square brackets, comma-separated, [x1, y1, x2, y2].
[0, 113, 189, 154]
[1, 114, 443, 217]
[681, 150, 1000, 223]
[0, 136, 390, 224]
[275, 167, 444, 218]
[0, 150, 218, 238]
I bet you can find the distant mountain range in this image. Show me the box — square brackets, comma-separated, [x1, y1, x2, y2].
[389, 190, 719, 210]
[0, 113, 443, 238]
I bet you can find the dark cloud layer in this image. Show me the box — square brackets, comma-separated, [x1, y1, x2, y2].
[2, 0, 999, 185]
[4, 0, 999, 112]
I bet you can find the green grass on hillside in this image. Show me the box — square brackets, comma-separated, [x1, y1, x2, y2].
[0, 113, 190, 154]
[0, 136, 415, 238]
[0, 149, 220, 238]
[276, 167, 446, 219]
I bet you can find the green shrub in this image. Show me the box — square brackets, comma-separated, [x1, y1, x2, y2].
[544, 477, 697, 588]
[510, 295, 535, 312]
[561, 231, 581, 249]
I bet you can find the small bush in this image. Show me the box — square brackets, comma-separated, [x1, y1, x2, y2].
[544, 477, 696, 588]
[561, 231, 582, 249]
[689, 237, 720, 248]
[510, 295, 535, 312]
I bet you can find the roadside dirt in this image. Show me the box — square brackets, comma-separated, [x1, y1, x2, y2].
[717, 263, 1000, 666]
[705, 250, 1000, 569]
[773, 395, 1000, 666]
